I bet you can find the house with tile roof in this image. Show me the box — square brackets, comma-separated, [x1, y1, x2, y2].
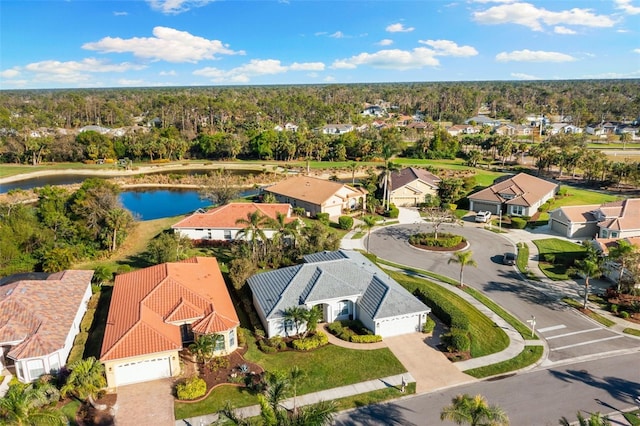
[264, 175, 367, 219]
[387, 167, 441, 207]
[247, 250, 430, 339]
[548, 204, 601, 239]
[594, 236, 640, 289]
[100, 257, 239, 389]
[0, 270, 94, 383]
[171, 203, 296, 242]
[468, 173, 558, 217]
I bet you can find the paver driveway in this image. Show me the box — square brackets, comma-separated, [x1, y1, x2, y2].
[384, 332, 475, 394]
[114, 378, 175, 426]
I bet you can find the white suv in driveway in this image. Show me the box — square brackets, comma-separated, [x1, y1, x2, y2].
[475, 211, 492, 223]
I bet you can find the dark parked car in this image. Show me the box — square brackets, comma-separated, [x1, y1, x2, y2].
[503, 252, 516, 265]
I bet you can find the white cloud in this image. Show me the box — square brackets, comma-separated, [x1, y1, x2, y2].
[386, 23, 415, 33]
[159, 70, 177, 76]
[332, 48, 439, 70]
[472, 0, 516, 3]
[330, 31, 345, 39]
[113, 11, 128, 16]
[147, 0, 215, 15]
[496, 49, 576, 62]
[324, 76, 336, 82]
[0, 79, 28, 87]
[634, 48, 640, 54]
[473, 3, 615, 31]
[1, 68, 21, 78]
[583, 70, 640, 79]
[554, 26, 576, 35]
[615, 0, 640, 15]
[25, 58, 146, 74]
[118, 79, 145, 86]
[418, 40, 478, 56]
[83, 26, 244, 63]
[377, 39, 394, 46]
[193, 59, 325, 83]
[511, 72, 540, 80]
[617, 29, 631, 33]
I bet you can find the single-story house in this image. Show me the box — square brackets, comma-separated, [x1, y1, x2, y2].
[593, 198, 640, 239]
[548, 204, 600, 239]
[101, 257, 239, 389]
[446, 125, 479, 137]
[264, 175, 367, 219]
[0, 270, 94, 383]
[172, 203, 296, 242]
[247, 250, 430, 339]
[594, 236, 640, 288]
[468, 173, 558, 217]
[387, 167, 441, 207]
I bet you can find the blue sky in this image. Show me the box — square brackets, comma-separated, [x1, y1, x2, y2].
[1, 0, 639, 89]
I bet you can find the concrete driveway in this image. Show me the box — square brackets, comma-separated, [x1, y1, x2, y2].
[384, 331, 474, 394]
[114, 379, 175, 426]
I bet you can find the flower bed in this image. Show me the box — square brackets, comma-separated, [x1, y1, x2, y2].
[408, 232, 467, 252]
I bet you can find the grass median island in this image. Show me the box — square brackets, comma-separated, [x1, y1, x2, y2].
[463, 346, 543, 378]
[388, 271, 509, 358]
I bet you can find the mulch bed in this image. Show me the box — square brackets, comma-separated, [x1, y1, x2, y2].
[74, 393, 117, 426]
[605, 294, 640, 324]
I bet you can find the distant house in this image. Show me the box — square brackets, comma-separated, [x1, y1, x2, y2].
[172, 203, 296, 242]
[387, 167, 441, 207]
[447, 125, 479, 137]
[101, 257, 239, 389]
[362, 105, 385, 117]
[468, 173, 558, 216]
[586, 122, 618, 137]
[321, 124, 354, 135]
[274, 123, 299, 132]
[549, 198, 640, 239]
[0, 270, 94, 383]
[548, 123, 583, 135]
[464, 116, 501, 127]
[248, 250, 430, 338]
[264, 175, 367, 219]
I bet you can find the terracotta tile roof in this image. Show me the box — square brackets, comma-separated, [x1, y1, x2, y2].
[597, 199, 640, 232]
[0, 270, 93, 360]
[101, 257, 239, 361]
[172, 203, 293, 230]
[265, 175, 367, 206]
[595, 236, 640, 255]
[389, 167, 441, 192]
[557, 205, 600, 223]
[468, 173, 558, 207]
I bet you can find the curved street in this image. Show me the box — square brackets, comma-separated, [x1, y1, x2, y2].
[366, 220, 640, 365]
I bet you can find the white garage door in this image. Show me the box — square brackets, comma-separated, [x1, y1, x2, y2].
[114, 357, 171, 386]
[376, 315, 422, 338]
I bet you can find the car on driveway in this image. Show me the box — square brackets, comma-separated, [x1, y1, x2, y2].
[503, 252, 516, 265]
[475, 211, 492, 223]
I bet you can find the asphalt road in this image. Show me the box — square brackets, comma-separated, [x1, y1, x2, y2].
[367, 222, 640, 364]
[334, 352, 640, 426]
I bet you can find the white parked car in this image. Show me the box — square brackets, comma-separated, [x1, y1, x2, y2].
[475, 211, 492, 223]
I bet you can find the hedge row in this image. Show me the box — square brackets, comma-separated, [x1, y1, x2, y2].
[408, 233, 464, 248]
[413, 288, 469, 331]
[327, 320, 381, 343]
[291, 332, 329, 351]
[350, 334, 382, 343]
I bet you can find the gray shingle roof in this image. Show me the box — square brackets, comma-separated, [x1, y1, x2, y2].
[248, 250, 429, 321]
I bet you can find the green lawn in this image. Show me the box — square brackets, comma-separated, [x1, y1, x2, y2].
[550, 186, 620, 208]
[463, 346, 543, 378]
[533, 238, 586, 280]
[389, 271, 509, 357]
[176, 338, 407, 419]
[623, 328, 640, 337]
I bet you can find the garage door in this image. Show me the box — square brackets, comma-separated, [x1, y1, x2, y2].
[114, 357, 171, 386]
[549, 218, 569, 237]
[376, 315, 421, 338]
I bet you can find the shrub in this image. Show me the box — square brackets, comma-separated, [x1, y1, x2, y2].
[510, 217, 527, 229]
[444, 328, 471, 353]
[80, 310, 95, 332]
[292, 331, 329, 351]
[338, 216, 354, 230]
[422, 316, 436, 334]
[408, 232, 464, 248]
[237, 328, 248, 346]
[610, 304, 618, 314]
[176, 377, 207, 400]
[74, 332, 88, 347]
[257, 340, 277, 353]
[254, 329, 265, 339]
[386, 204, 399, 219]
[327, 322, 343, 335]
[620, 311, 630, 319]
[413, 288, 469, 332]
[316, 212, 330, 225]
[293, 207, 305, 217]
[338, 328, 356, 341]
[267, 336, 287, 351]
[350, 334, 382, 343]
[67, 345, 84, 365]
[87, 294, 100, 310]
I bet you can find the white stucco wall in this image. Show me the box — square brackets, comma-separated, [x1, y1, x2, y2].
[175, 228, 278, 241]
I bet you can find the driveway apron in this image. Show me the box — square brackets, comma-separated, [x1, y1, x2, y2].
[114, 379, 175, 426]
[384, 332, 475, 394]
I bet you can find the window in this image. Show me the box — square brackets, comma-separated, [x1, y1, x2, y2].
[15, 363, 23, 381]
[49, 354, 60, 373]
[224, 230, 232, 240]
[215, 335, 225, 351]
[27, 359, 45, 380]
[180, 324, 194, 344]
[337, 300, 350, 317]
[511, 205, 524, 216]
[611, 232, 618, 238]
[229, 329, 235, 348]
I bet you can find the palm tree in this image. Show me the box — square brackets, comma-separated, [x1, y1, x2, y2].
[347, 161, 358, 185]
[559, 411, 611, 426]
[359, 215, 378, 253]
[61, 357, 107, 408]
[272, 212, 300, 251]
[283, 306, 307, 336]
[448, 251, 478, 288]
[105, 207, 132, 252]
[236, 210, 271, 259]
[289, 366, 305, 416]
[440, 393, 509, 426]
[0, 381, 66, 426]
[301, 306, 322, 338]
[575, 256, 602, 309]
[608, 239, 636, 293]
[189, 334, 215, 363]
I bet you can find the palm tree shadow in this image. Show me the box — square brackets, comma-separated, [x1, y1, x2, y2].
[333, 402, 417, 426]
[548, 368, 640, 405]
